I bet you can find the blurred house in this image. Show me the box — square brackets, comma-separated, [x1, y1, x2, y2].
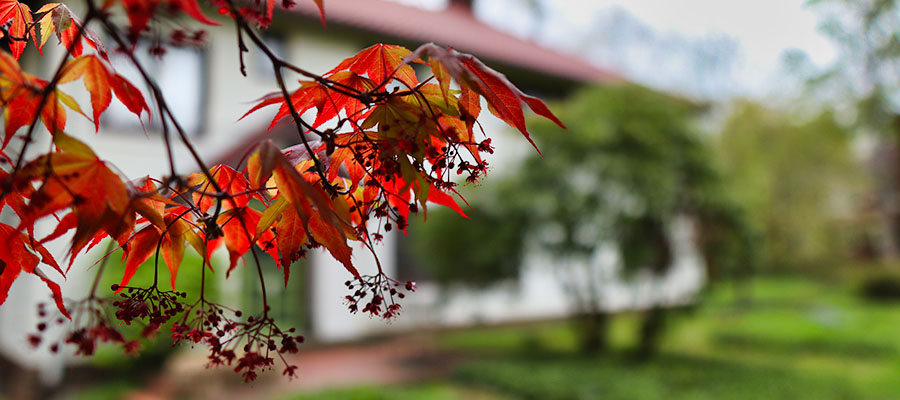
[0, 0, 704, 388]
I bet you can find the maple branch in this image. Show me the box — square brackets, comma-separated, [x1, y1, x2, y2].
[235, 20, 249, 77]
[225, 8, 341, 196]
[95, 17, 200, 178]
[89, 240, 116, 298]
[0, 28, 26, 42]
[225, 2, 362, 117]
[275, 65, 341, 196]
[93, 9, 242, 235]
[199, 241, 207, 299]
[251, 245, 269, 318]
[228, 16, 364, 101]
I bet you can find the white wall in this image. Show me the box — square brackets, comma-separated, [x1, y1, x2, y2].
[308, 214, 706, 342]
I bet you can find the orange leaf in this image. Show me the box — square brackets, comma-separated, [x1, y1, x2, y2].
[217, 207, 276, 276]
[274, 205, 308, 284]
[187, 165, 253, 212]
[329, 129, 372, 184]
[60, 56, 149, 127]
[314, 71, 376, 126]
[60, 55, 111, 131]
[406, 44, 565, 155]
[36, 4, 106, 57]
[425, 183, 469, 219]
[4, 95, 42, 146]
[308, 213, 354, 275]
[117, 226, 160, 292]
[0, 0, 33, 59]
[131, 178, 167, 231]
[111, 75, 149, 120]
[458, 85, 481, 139]
[0, 54, 77, 146]
[160, 215, 193, 289]
[251, 141, 360, 278]
[18, 133, 131, 266]
[0, 223, 68, 318]
[169, 0, 220, 26]
[328, 44, 417, 87]
[311, 0, 325, 27]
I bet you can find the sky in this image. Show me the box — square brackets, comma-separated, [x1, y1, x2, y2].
[391, 0, 840, 98]
[548, 0, 836, 65]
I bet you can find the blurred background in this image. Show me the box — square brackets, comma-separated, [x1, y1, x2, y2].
[6, 0, 900, 399]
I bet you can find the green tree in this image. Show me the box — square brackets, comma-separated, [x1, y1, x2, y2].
[716, 101, 867, 271]
[414, 84, 753, 356]
[807, 0, 900, 259]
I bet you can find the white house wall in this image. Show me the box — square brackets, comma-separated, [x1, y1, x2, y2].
[310, 214, 706, 342]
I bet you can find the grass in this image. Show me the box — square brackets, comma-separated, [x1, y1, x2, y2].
[434, 276, 900, 400]
[454, 353, 860, 400]
[281, 382, 513, 400]
[70, 381, 136, 400]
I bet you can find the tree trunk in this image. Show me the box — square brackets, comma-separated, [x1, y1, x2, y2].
[633, 215, 672, 360]
[635, 305, 666, 360]
[578, 309, 610, 354]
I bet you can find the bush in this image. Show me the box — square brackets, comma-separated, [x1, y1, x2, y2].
[858, 272, 900, 302]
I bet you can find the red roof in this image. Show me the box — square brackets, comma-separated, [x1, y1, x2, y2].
[288, 0, 619, 84]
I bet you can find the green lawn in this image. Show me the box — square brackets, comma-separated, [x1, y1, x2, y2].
[283, 383, 513, 400]
[293, 275, 900, 400]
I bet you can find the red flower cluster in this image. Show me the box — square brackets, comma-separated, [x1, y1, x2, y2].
[111, 285, 185, 332]
[344, 275, 416, 320]
[29, 298, 139, 357]
[169, 302, 304, 381]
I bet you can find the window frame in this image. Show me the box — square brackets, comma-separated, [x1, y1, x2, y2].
[103, 41, 210, 138]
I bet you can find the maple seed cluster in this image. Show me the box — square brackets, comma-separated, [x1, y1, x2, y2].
[28, 299, 139, 357]
[344, 275, 416, 320]
[171, 303, 305, 382]
[111, 284, 186, 336]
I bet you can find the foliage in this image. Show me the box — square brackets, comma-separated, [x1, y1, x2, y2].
[512, 83, 744, 276]
[409, 199, 526, 288]
[807, 0, 900, 133]
[857, 270, 900, 302]
[411, 83, 750, 354]
[806, 0, 900, 261]
[415, 84, 722, 280]
[715, 101, 866, 270]
[0, 0, 561, 381]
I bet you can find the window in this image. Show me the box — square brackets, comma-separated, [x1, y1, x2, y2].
[252, 35, 286, 80]
[395, 233, 432, 283]
[105, 42, 207, 136]
[241, 253, 310, 331]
